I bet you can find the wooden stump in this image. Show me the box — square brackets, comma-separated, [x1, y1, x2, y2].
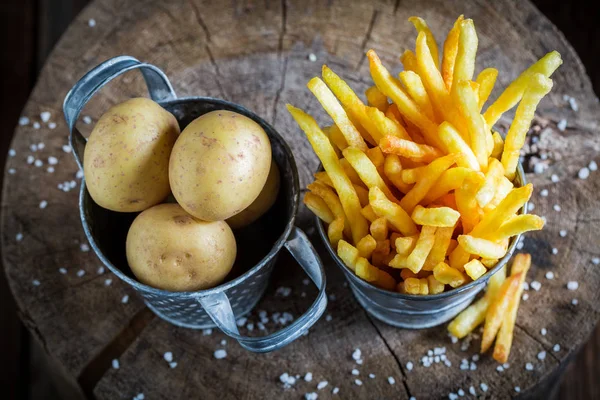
[2, 0, 599, 398]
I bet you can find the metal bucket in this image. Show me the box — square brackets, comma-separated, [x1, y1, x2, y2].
[316, 165, 527, 329]
[63, 56, 327, 352]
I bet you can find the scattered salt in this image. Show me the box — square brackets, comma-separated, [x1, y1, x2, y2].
[39, 200, 48, 209]
[19, 116, 29, 125]
[169, 362, 177, 368]
[525, 363, 534, 371]
[522, 293, 529, 301]
[551, 174, 559, 183]
[121, 295, 129, 304]
[276, 287, 292, 297]
[469, 386, 476, 396]
[406, 361, 413, 371]
[578, 167, 590, 180]
[325, 314, 332, 322]
[76, 170, 84, 179]
[530, 281, 542, 291]
[317, 381, 328, 390]
[538, 351, 546, 361]
[457, 389, 465, 397]
[26, 155, 34, 164]
[369, 373, 375, 379]
[559, 230, 567, 237]
[34, 159, 43, 167]
[88, 18, 96, 27]
[32, 279, 40, 286]
[202, 328, 213, 336]
[541, 328, 547, 336]
[354, 379, 362, 386]
[112, 359, 120, 369]
[48, 122, 57, 129]
[59, 268, 67, 274]
[97, 266, 105, 274]
[557, 119, 567, 131]
[47, 167, 54, 173]
[572, 299, 579, 305]
[305, 393, 317, 400]
[80, 243, 90, 252]
[480, 383, 488, 392]
[567, 281, 579, 291]
[62, 145, 72, 153]
[83, 115, 92, 124]
[214, 349, 227, 359]
[589, 160, 598, 171]
[8, 149, 15, 157]
[387, 376, 395, 385]
[352, 348, 361, 361]
[48, 156, 58, 165]
[304, 372, 313, 382]
[308, 53, 317, 62]
[553, 344, 561, 352]
[552, 248, 558, 255]
[449, 393, 458, 400]
[164, 352, 173, 362]
[104, 278, 112, 286]
[351, 369, 359, 376]
[592, 257, 600, 265]
[515, 386, 521, 393]
[568, 97, 579, 111]
[540, 189, 549, 197]
[553, 204, 561, 212]
[40, 112, 51, 122]
[8, 168, 15, 174]
[332, 387, 339, 395]
[33, 122, 40, 129]
[16, 233, 23, 241]
[528, 202, 535, 212]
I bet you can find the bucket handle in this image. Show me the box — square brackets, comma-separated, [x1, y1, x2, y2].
[62, 55, 177, 170]
[198, 227, 328, 353]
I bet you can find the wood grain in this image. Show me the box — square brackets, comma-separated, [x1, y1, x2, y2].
[2, 0, 600, 399]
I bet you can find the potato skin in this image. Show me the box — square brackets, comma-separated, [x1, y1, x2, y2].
[126, 203, 236, 292]
[84, 98, 179, 212]
[169, 110, 271, 221]
[226, 160, 280, 229]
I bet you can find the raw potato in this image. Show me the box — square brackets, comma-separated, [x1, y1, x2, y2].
[226, 160, 281, 229]
[83, 97, 179, 212]
[126, 203, 237, 292]
[169, 110, 272, 221]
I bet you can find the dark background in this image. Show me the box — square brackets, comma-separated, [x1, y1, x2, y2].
[1, 0, 599, 398]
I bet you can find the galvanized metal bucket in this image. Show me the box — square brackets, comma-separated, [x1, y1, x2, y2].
[63, 56, 327, 352]
[316, 165, 527, 329]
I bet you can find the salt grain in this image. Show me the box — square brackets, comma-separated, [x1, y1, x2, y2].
[305, 393, 317, 400]
[469, 386, 476, 395]
[39, 200, 48, 209]
[325, 314, 332, 322]
[523, 281, 529, 291]
[48, 122, 57, 129]
[557, 119, 567, 131]
[303, 278, 310, 285]
[567, 281, 579, 291]
[40, 112, 51, 122]
[104, 278, 112, 286]
[551, 174, 559, 183]
[406, 361, 413, 371]
[26, 155, 34, 164]
[76, 170, 84, 179]
[276, 286, 292, 297]
[496, 366, 504, 372]
[528, 202, 535, 212]
[202, 328, 213, 335]
[34, 159, 43, 167]
[552, 248, 558, 255]
[62, 145, 72, 153]
[88, 18, 96, 27]
[169, 362, 177, 369]
[8, 149, 15, 156]
[214, 349, 227, 359]
[568, 97, 579, 111]
[515, 386, 521, 393]
[525, 363, 534, 371]
[48, 156, 58, 165]
[530, 281, 542, 291]
[59, 268, 67, 274]
[522, 293, 529, 301]
[553, 204, 561, 212]
[388, 376, 395, 385]
[578, 167, 591, 179]
[480, 383, 488, 392]
[538, 351, 546, 361]
[83, 115, 92, 124]
[369, 373, 375, 378]
[553, 344, 561, 352]
[97, 266, 105, 274]
[121, 295, 129, 304]
[559, 230, 567, 237]
[572, 299, 579, 305]
[457, 389, 465, 397]
[354, 379, 362, 386]
[236, 317, 247, 327]
[8, 168, 15, 174]
[589, 160, 598, 171]
[37, 143, 44, 150]
[540, 189, 549, 197]
[317, 381, 328, 390]
[352, 348, 361, 361]
[516, 241, 524, 250]
[592, 257, 600, 265]
[47, 167, 54, 173]
[308, 53, 317, 62]
[304, 372, 313, 382]
[16, 233, 23, 241]
[545, 271, 554, 280]
[541, 328, 547, 336]
[80, 243, 90, 252]
[30, 144, 37, 152]
[449, 393, 458, 400]
[332, 387, 339, 395]
[33, 122, 40, 129]
[164, 352, 173, 362]
[19, 116, 29, 125]
[32, 279, 40, 286]
[112, 359, 120, 369]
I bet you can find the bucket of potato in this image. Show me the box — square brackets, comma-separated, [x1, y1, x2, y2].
[63, 56, 327, 353]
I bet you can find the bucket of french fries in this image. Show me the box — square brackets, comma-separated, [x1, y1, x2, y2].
[287, 15, 560, 328]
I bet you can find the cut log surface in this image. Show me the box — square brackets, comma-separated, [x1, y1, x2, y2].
[2, 0, 599, 399]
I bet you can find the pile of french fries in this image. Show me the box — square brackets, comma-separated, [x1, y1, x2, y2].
[288, 16, 561, 296]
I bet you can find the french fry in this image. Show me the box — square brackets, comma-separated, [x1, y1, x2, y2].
[328, 217, 345, 249]
[491, 131, 504, 160]
[501, 74, 553, 180]
[400, 50, 419, 73]
[493, 253, 531, 363]
[427, 275, 446, 294]
[481, 272, 522, 353]
[287, 105, 369, 244]
[448, 265, 507, 338]
[384, 154, 414, 194]
[401, 166, 425, 184]
[419, 278, 430, 295]
[458, 235, 507, 259]
[476, 158, 505, 208]
[423, 226, 454, 271]
[403, 277, 421, 294]
[464, 259, 487, 280]
[437, 122, 480, 171]
[365, 86, 389, 112]
[453, 19, 478, 84]
[339, 158, 364, 187]
[365, 106, 412, 142]
[399, 70, 436, 121]
[453, 80, 489, 169]
[355, 257, 397, 290]
[375, 239, 391, 256]
[307, 181, 352, 239]
[389, 226, 437, 273]
[476, 68, 498, 111]
[488, 214, 545, 241]
[435, 193, 458, 210]
[484, 51, 562, 127]
[353, 184, 370, 207]
[322, 125, 343, 157]
[337, 240, 360, 272]
[455, 174, 483, 234]
[361, 204, 379, 223]
[370, 217, 389, 241]
[470, 184, 533, 239]
[307, 77, 368, 151]
[303, 192, 335, 224]
[448, 245, 470, 271]
[401, 153, 458, 214]
[369, 187, 418, 236]
[366, 147, 385, 167]
[395, 235, 419, 256]
[447, 239, 458, 255]
[433, 261, 467, 288]
[409, 16, 440, 68]
[327, 124, 349, 152]
[356, 234, 377, 259]
[411, 205, 461, 227]
[343, 147, 399, 203]
[314, 171, 333, 187]
[481, 258, 499, 268]
[379, 135, 443, 163]
[422, 167, 484, 205]
[441, 15, 464, 90]
[483, 175, 513, 212]
[367, 49, 444, 149]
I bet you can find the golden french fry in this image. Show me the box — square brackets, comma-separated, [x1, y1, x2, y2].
[379, 135, 443, 163]
[303, 192, 335, 224]
[365, 106, 412, 142]
[337, 239, 359, 272]
[389, 226, 437, 273]
[491, 131, 504, 160]
[434, 193, 458, 210]
[501, 74, 553, 180]
[484, 51, 562, 127]
[343, 147, 399, 203]
[355, 257, 378, 282]
[384, 154, 413, 194]
[287, 105, 369, 244]
[365, 86, 389, 112]
[314, 171, 333, 187]
[361, 204, 379, 223]
[428, 275, 446, 294]
[328, 217, 345, 249]
[366, 147, 385, 167]
[423, 226, 454, 271]
[447, 239, 458, 255]
[400, 269, 418, 280]
[307, 181, 352, 239]
[447, 265, 507, 338]
[412, 205, 461, 227]
[453, 80, 489, 170]
[455, 173, 484, 234]
[481, 258, 499, 268]
[441, 15, 464, 90]
[409, 16, 440, 68]
[458, 235, 507, 259]
[419, 278, 430, 295]
[353, 184, 369, 207]
[307, 77, 368, 151]
[375, 239, 391, 256]
[448, 245, 470, 271]
[395, 235, 419, 256]
[488, 215, 545, 241]
[400, 153, 458, 214]
[370, 217, 389, 241]
[403, 277, 421, 294]
[453, 19, 478, 84]
[356, 234, 377, 259]
[399, 70, 436, 121]
[339, 158, 364, 187]
[433, 261, 467, 288]
[401, 166, 425, 184]
[437, 122, 480, 170]
[470, 184, 533, 239]
[422, 167, 484, 205]
[327, 124, 349, 152]
[493, 253, 531, 363]
[369, 187, 418, 236]
[367, 49, 443, 149]
[400, 50, 419, 73]
[476, 158, 505, 208]
[476, 68, 498, 111]
[464, 259, 487, 280]
[322, 125, 343, 157]
[484, 175, 513, 212]
[481, 272, 522, 353]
